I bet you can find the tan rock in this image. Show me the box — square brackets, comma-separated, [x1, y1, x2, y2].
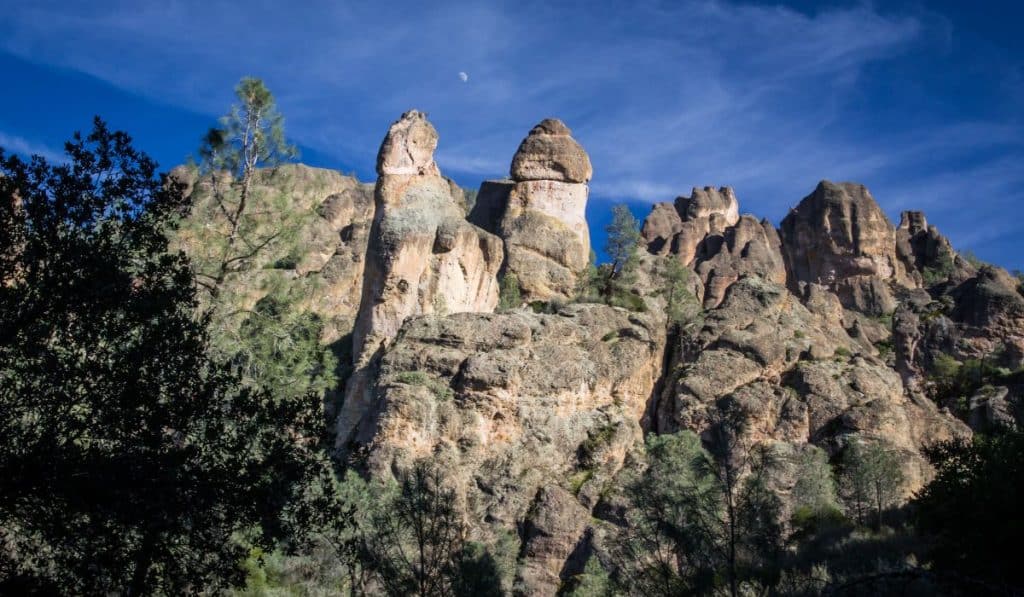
[338, 111, 505, 447]
[510, 118, 592, 183]
[676, 186, 740, 225]
[363, 304, 667, 595]
[780, 181, 908, 314]
[640, 202, 683, 255]
[375, 109, 440, 176]
[474, 119, 593, 301]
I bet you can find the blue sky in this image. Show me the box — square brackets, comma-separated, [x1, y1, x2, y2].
[1, 0, 1021, 270]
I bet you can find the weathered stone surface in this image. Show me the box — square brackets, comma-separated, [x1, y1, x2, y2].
[676, 186, 740, 225]
[780, 181, 908, 314]
[655, 276, 968, 496]
[338, 111, 504, 447]
[174, 163, 375, 344]
[639, 186, 786, 308]
[640, 202, 683, 255]
[516, 487, 590, 595]
[375, 109, 440, 176]
[695, 215, 787, 308]
[474, 119, 593, 301]
[363, 304, 666, 595]
[510, 118, 592, 183]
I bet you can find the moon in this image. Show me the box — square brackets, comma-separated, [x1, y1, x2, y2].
[458, 71, 469, 83]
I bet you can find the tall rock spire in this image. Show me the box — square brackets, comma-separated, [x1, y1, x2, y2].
[337, 110, 504, 448]
[469, 118, 593, 301]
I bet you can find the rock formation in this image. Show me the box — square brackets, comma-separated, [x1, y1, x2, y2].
[469, 119, 592, 301]
[171, 110, 1024, 596]
[640, 186, 785, 308]
[337, 111, 504, 447]
[363, 304, 666, 595]
[654, 275, 969, 496]
[173, 163, 375, 343]
[780, 181, 911, 315]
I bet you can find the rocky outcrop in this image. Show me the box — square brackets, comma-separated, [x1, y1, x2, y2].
[174, 163, 375, 344]
[640, 187, 784, 308]
[338, 111, 504, 447]
[510, 118, 592, 184]
[654, 276, 969, 496]
[694, 215, 787, 308]
[363, 304, 666, 595]
[470, 119, 593, 302]
[780, 181, 912, 315]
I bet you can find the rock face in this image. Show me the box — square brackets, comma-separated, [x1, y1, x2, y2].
[470, 119, 593, 301]
[780, 181, 910, 314]
[363, 304, 666, 595]
[171, 111, 1024, 594]
[174, 163, 375, 344]
[640, 186, 785, 308]
[337, 111, 504, 447]
[509, 118, 592, 183]
[654, 276, 969, 496]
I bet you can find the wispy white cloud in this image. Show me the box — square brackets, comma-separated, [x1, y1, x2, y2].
[1, 0, 1020, 265]
[0, 131, 64, 162]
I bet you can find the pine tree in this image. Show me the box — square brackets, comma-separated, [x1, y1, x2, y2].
[602, 204, 643, 309]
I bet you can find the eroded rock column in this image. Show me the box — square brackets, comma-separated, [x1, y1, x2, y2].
[470, 119, 593, 302]
[337, 110, 504, 447]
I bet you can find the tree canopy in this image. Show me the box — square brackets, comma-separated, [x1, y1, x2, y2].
[0, 119, 329, 595]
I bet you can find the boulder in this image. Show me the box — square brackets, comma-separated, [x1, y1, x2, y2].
[510, 118, 592, 183]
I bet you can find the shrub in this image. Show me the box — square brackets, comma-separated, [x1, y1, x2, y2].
[921, 252, 954, 286]
[394, 371, 454, 401]
[497, 272, 521, 311]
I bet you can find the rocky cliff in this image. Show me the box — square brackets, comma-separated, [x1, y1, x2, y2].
[173, 111, 1023, 596]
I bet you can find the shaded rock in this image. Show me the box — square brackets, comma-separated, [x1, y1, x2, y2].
[695, 216, 787, 308]
[639, 187, 785, 307]
[780, 181, 907, 314]
[640, 202, 683, 255]
[515, 487, 590, 596]
[655, 276, 968, 496]
[363, 303, 666, 596]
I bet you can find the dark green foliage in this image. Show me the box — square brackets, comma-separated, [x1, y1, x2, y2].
[566, 556, 614, 597]
[0, 120, 330, 594]
[191, 77, 298, 301]
[921, 251, 955, 286]
[578, 421, 618, 468]
[233, 292, 339, 402]
[660, 257, 701, 329]
[838, 440, 903, 528]
[359, 461, 504, 596]
[789, 447, 844, 539]
[928, 349, 1014, 412]
[595, 204, 645, 311]
[612, 429, 783, 596]
[498, 271, 522, 311]
[915, 430, 1024, 590]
